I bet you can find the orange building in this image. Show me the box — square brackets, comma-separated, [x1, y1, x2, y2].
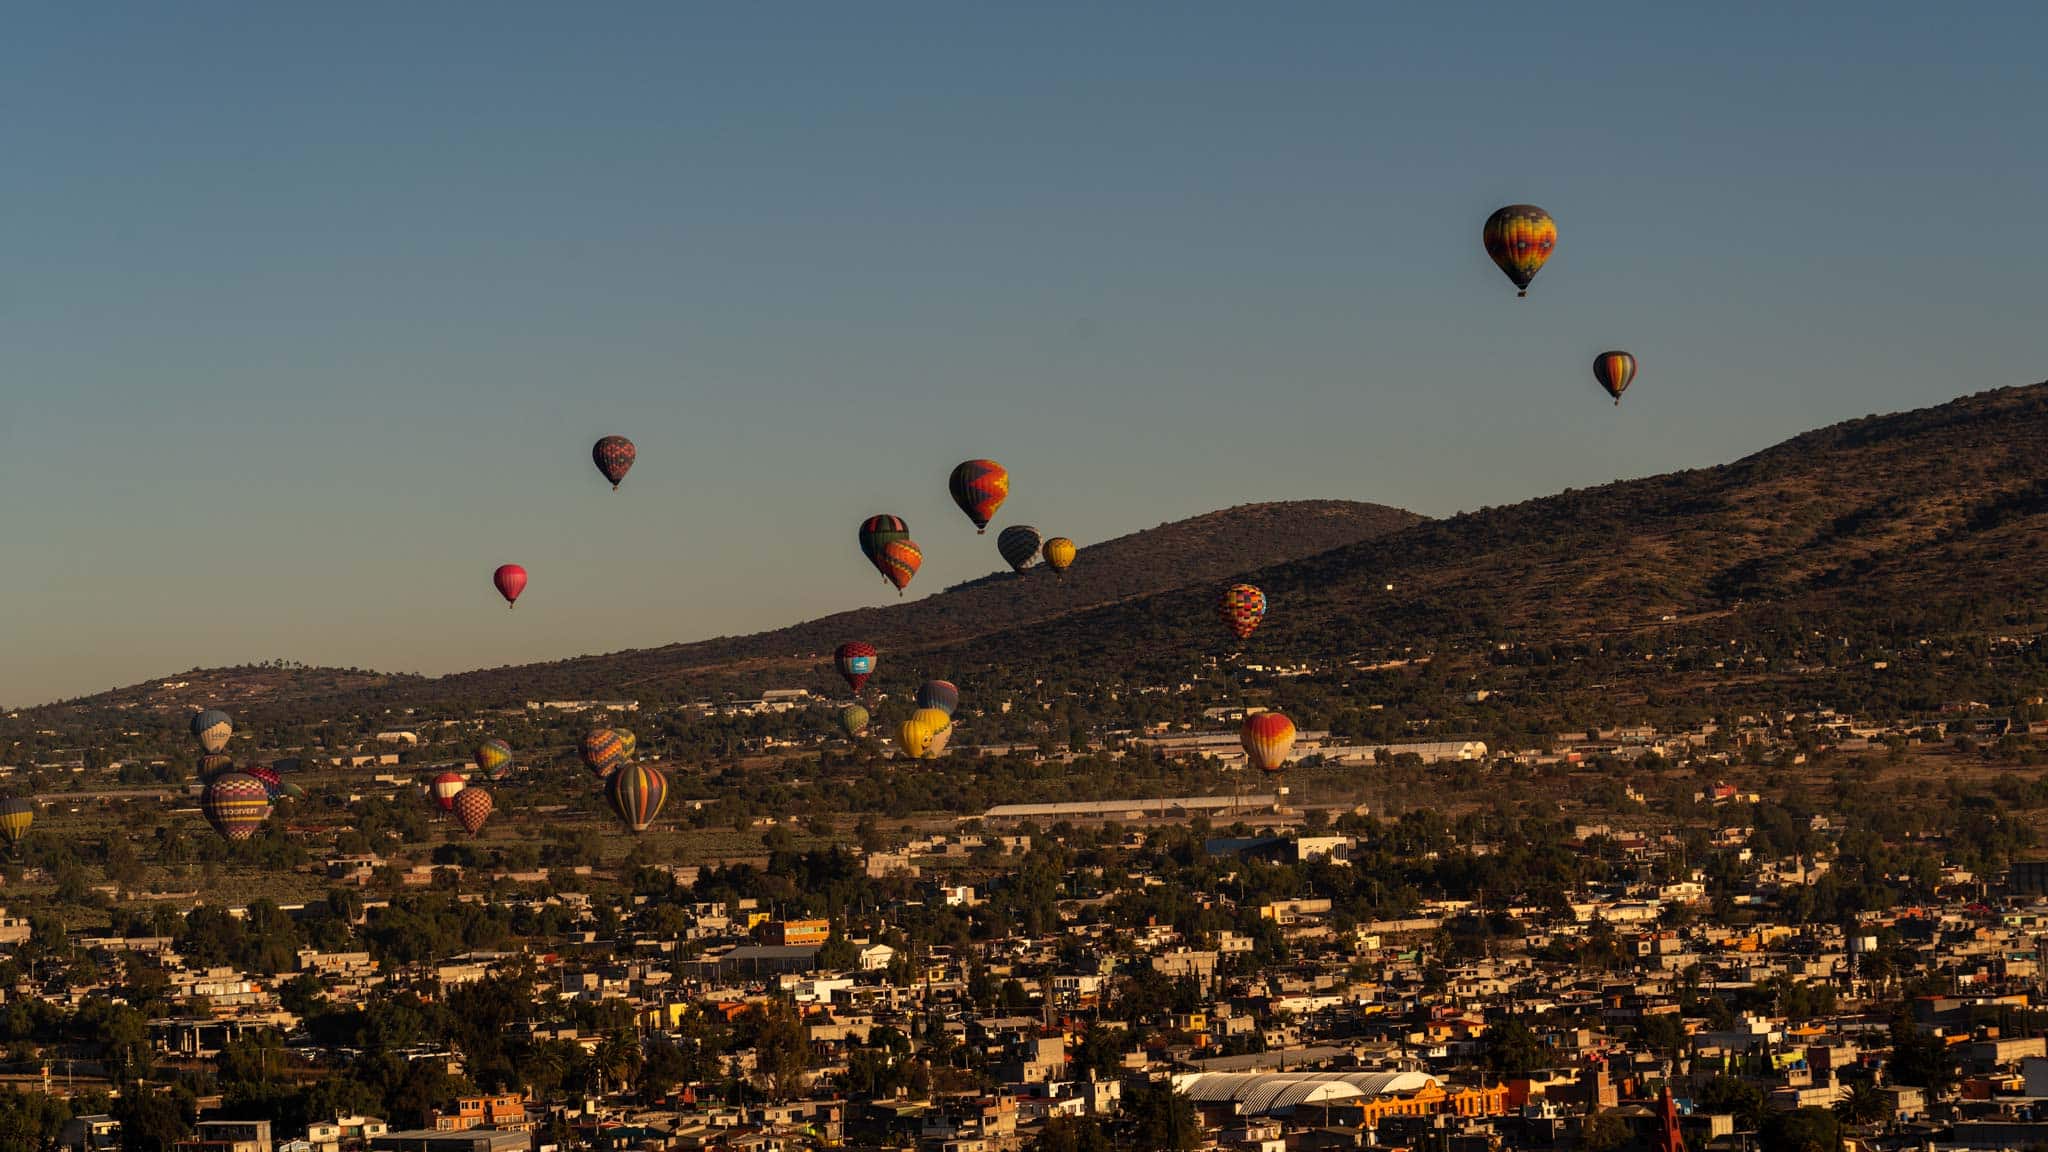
[433, 1093, 532, 1132]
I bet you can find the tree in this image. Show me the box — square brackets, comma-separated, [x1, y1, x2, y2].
[1124, 1081, 1199, 1151]
[1834, 1080, 1892, 1127]
[1762, 1107, 1838, 1152]
[741, 1003, 811, 1103]
[112, 1090, 187, 1152]
[1037, 1113, 1112, 1152]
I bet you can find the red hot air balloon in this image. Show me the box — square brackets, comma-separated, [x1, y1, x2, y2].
[1241, 712, 1298, 774]
[1220, 584, 1267, 641]
[592, 435, 637, 489]
[429, 771, 468, 813]
[493, 564, 527, 608]
[451, 787, 494, 836]
[246, 764, 284, 798]
[835, 642, 877, 694]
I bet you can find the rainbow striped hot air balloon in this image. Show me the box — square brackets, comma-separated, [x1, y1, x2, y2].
[998, 525, 1042, 573]
[835, 642, 877, 694]
[916, 680, 959, 717]
[1593, 350, 1637, 406]
[948, 459, 1010, 533]
[474, 738, 514, 778]
[1042, 537, 1075, 575]
[202, 773, 274, 842]
[191, 710, 232, 754]
[1241, 712, 1298, 774]
[1482, 204, 1557, 297]
[607, 762, 670, 834]
[0, 798, 34, 848]
[581, 728, 625, 779]
[1220, 584, 1267, 641]
[429, 771, 468, 813]
[592, 435, 637, 489]
[451, 786, 494, 836]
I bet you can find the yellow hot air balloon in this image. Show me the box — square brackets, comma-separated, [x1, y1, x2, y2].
[0, 798, 33, 848]
[900, 707, 954, 759]
[1042, 537, 1076, 575]
[897, 715, 936, 759]
[1482, 204, 1557, 297]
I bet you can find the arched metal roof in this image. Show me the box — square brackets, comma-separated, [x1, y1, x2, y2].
[1175, 1070, 1441, 1115]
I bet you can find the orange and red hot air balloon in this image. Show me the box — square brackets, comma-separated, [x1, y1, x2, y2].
[493, 564, 527, 608]
[1241, 712, 1297, 774]
[1593, 351, 1636, 405]
[948, 459, 1009, 533]
[1482, 205, 1557, 297]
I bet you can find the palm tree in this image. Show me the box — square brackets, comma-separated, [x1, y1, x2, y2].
[596, 1032, 642, 1096]
[1833, 1081, 1891, 1128]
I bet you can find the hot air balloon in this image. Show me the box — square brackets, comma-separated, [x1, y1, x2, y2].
[897, 715, 938, 760]
[912, 707, 954, 758]
[581, 728, 625, 779]
[429, 771, 468, 813]
[839, 704, 871, 739]
[876, 540, 922, 595]
[278, 781, 308, 801]
[1593, 350, 1636, 405]
[607, 763, 669, 834]
[592, 435, 637, 489]
[858, 515, 910, 563]
[474, 739, 514, 777]
[916, 680, 959, 717]
[246, 764, 284, 798]
[202, 773, 274, 842]
[835, 642, 877, 694]
[191, 710, 232, 754]
[199, 754, 235, 780]
[1042, 537, 1075, 575]
[614, 729, 637, 763]
[494, 564, 527, 608]
[1220, 584, 1267, 641]
[1482, 204, 1557, 297]
[997, 525, 1041, 573]
[451, 786, 493, 836]
[948, 460, 1010, 533]
[1241, 712, 1298, 774]
[0, 798, 33, 848]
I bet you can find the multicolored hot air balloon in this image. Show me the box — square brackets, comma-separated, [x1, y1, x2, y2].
[613, 729, 637, 763]
[1482, 204, 1557, 297]
[1593, 350, 1636, 405]
[581, 728, 625, 779]
[191, 710, 232, 754]
[876, 540, 922, 595]
[607, 763, 669, 834]
[474, 739, 514, 777]
[202, 773, 274, 842]
[592, 435, 637, 489]
[494, 564, 527, 608]
[858, 515, 909, 563]
[1220, 584, 1267, 641]
[451, 787, 493, 836]
[0, 798, 34, 848]
[835, 642, 877, 694]
[948, 460, 1010, 533]
[429, 771, 468, 813]
[1042, 537, 1075, 575]
[839, 704, 871, 739]
[998, 525, 1042, 573]
[916, 680, 959, 717]
[1241, 712, 1298, 774]
[859, 517, 922, 593]
[246, 764, 284, 799]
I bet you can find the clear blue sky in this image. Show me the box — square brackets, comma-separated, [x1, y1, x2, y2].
[4, 4, 2045, 706]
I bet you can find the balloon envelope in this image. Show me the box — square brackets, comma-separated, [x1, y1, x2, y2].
[1241, 712, 1298, 774]
[191, 710, 233, 754]
[451, 787, 494, 836]
[1042, 537, 1076, 574]
[607, 763, 669, 834]
[876, 540, 922, 593]
[916, 680, 959, 717]
[474, 739, 514, 775]
[835, 642, 877, 694]
[897, 716, 937, 760]
[1220, 584, 1267, 641]
[430, 771, 468, 812]
[1593, 350, 1637, 405]
[910, 707, 954, 758]
[592, 435, 637, 488]
[998, 525, 1042, 573]
[581, 728, 625, 779]
[493, 564, 527, 607]
[613, 729, 637, 762]
[1482, 204, 1557, 296]
[839, 704, 871, 739]
[948, 459, 1010, 533]
[858, 515, 909, 563]
[246, 765, 283, 798]
[0, 798, 33, 846]
[202, 773, 274, 842]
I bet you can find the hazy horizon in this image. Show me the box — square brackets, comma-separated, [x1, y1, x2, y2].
[6, 4, 2046, 706]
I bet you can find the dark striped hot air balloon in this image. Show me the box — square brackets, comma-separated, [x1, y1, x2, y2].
[199, 754, 235, 780]
[1220, 584, 1267, 641]
[474, 739, 514, 778]
[191, 710, 232, 754]
[1042, 537, 1075, 575]
[835, 642, 876, 694]
[0, 798, 34, 848]
[202, 773, 274, 842]
[607, 763, 669, 834]
[581, 728, 625, 779]
[997, 525, 1041, 573]
[948, 459, 1010, 533]
[1593, 350, 1637, 405]
[916, 679, 959, 717]
[429, 771, 467, 813]
[1241, 712, 1298, 774]
[1482, 204, 1557, 297]
[858, 515, 909, 564]
[592, 435, 637, 489]
[451, 787, 494, 836]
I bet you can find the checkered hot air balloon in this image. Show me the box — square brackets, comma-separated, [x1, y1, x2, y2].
[1593, 351, 1637, 406]
[607, 763, 669, 834]
[1482, 204, 1557, 297]
[201, 772, 274, 842]
[1241, 712, 1298, 775]
[948, 459, 1010, 533]
[835, 642, 877, 694]
[592, 435, 637, 489]
[191, 710, 232, 754]
[246, 764, 284, 799]
[581, 728, 625, 779]
[1220, 584, 1267, 641]
[998, 525, 1042, 573]
[451, 786, 494, 836]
